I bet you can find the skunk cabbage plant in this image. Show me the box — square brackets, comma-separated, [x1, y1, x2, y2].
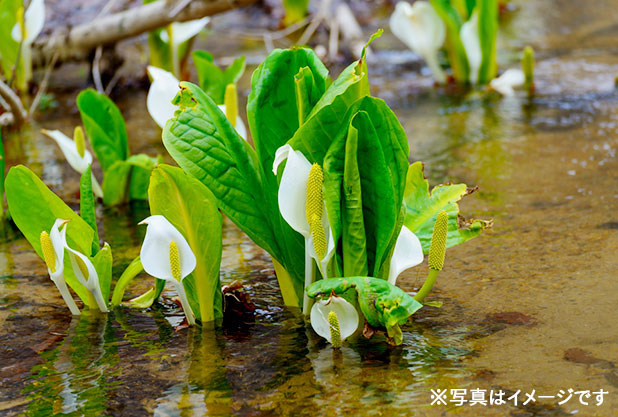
[162, 32, 489, 342]
[5, 165, 113, 313]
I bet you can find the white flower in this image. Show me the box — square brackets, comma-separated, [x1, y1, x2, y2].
[460, 11, 481, 85]
[159, 18, 210, 49]
[139, 215, 197, 325]
[40, 219, 81, 315]
[489, 68, 525, 97]
[65, 245, 108, 312]
[389, 1, 446, 83]
[146, 66, 246, 139]
[310, 296, 359, 345]
[41, 129, 103, 198]
[11, 0, 45, 43]
[159, 17, 209, 78]
[273, 144, 336, 314]
[388, 225, 424, 285]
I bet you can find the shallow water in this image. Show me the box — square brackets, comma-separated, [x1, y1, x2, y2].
[1, 0, 618, 416]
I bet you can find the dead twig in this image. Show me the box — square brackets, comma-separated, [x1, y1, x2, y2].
[0, 79, 27, 126]
[28, 50, 60, 116]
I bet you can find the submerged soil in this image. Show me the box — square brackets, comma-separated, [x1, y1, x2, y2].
[1, 0, 617, 415]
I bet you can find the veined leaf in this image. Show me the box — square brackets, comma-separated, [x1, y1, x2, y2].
[403, 162, 490, 252]
[163, 82, 279, 261]
[148, 164, 223, 323]
[77, 89, 130, 172]
[5, 165, 95, 304]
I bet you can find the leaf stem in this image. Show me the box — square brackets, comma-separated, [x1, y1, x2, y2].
[303, 241, 314, 315]
[53, 278, 81, 315]
[176, 281, 196, 325]
[414, 268, 439, 303]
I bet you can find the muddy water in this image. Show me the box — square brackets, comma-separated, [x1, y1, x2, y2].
[1, 0, 618, 416]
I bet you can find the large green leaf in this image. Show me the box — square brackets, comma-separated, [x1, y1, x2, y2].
[0, 130, 5, 218]
[477, 0, 498, 84]
[77, 89, 130, 172]
[340, 123, 367, 277]
[430, 0, 470, 83]
[248, 47, 330, 175]
[321, 97, 409, 277]
[148, 164, 223, 323]
[163, 82, 279, 259]
[403, 162, 490, 252]
[4, 165, 96, 304]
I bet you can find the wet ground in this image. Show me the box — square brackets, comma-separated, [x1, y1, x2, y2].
[1, 0, 617, 415]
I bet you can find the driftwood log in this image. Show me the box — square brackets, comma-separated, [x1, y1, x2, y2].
[32, 0, 258, 65]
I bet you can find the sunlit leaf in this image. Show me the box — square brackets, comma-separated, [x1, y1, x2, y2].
[403, 162, 490, 252]
[148, 164, 223, 323]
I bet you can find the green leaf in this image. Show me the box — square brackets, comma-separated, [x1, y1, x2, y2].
[192, 50, 225, 103]
[0, 0, 20, 80]
[430, 0, 470, 83]
[128, 279, 166, 309]
[307, 277, 423, 345]
[111, 256, 143, 307]
[222, 55, 246, 86]
[77, 89, 130, 172]
[0, 130, 5, 218]
[248, 47, 330, 174]
[102, 154, 157, 205]
[163, 82, 279, 262]
[288, 58, 371, 164]
[340, 122, 368, 277]
[403, 162, 490, 253]
[79, 166, 100, 255]
[148, 164, 223, 323]
[477, 0, 498, 84]
[294, 66, 320, 126]
[4, 165, 95, 304]
[92, 243, 113, 304]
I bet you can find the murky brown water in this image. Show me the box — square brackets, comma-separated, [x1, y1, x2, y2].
[1, 0, 617, 416]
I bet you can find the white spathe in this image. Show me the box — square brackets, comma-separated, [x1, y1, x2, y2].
[159, 17, 210, 47]
[66, 245, 108, 312]
[273, 144, 335, 277]
[389, 1, 446, 83]
[139, 215, 196, 282]
[147, 65, 181, 129]
[146, 66, 247, 139]
[11, 0, 45, 43]
[310, 296, 359, 344]
[41, 129, 103, 198]
[46, 219, 81, 315]
[490, 68, 525, 97]
[388, 225, 424, 285]
[461, 11, 481, 84]
[139, 214, 197, 325]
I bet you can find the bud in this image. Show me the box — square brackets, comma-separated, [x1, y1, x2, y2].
[224, 83, 237, 128]
[522, 46, 534, 92]
[428, 211, 448, 271]
[328, 310, 342, 348]
[74, 126, 86, 158]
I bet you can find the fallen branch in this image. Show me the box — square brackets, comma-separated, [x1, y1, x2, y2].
[32, 0, 258, 65]
[0, 79, 27, 127]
